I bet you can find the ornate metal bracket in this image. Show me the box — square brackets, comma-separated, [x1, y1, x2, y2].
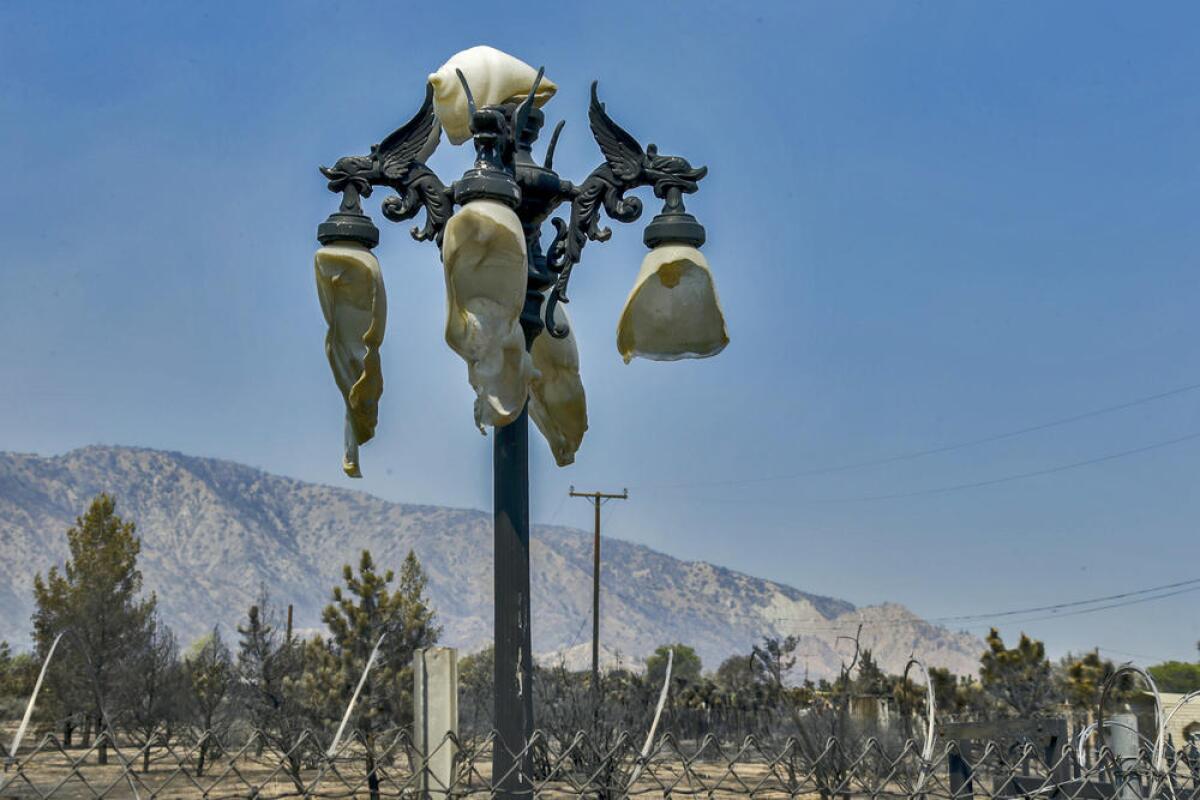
[317, 74, 707, 342]
[543, 82, 708, 337]
[318, 85, 454, 247]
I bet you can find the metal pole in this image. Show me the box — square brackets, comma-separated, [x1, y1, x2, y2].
[494, 406, 532, 798]
[314, 68, 712, 800]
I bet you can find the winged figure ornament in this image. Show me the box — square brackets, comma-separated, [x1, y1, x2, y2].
[589, 84, 707, 192]
[544, 82, 707, 337]
[319, 84, 453, 245]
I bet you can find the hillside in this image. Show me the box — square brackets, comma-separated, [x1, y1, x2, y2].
[0, 446, 982, 678]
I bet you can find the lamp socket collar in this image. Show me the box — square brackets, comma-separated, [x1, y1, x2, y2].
[644, 209, 706, 249]
[454, 168, 521, 208]
[317, 211, 380, 248]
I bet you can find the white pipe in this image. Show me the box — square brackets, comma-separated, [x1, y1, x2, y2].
[8, 633, 63, 762]
[327, 633, 386, 758]
[903, 658, 936, 763]
[627, 648, 672, 789]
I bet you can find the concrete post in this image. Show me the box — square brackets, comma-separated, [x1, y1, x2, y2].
[1108, 712, 1141, 800]
[414, 647, 458, 799]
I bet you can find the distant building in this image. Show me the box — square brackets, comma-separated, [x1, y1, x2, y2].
[1130, 692, 1200, 746]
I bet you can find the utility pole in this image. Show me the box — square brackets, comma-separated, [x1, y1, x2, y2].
[568, 486, 628, 696]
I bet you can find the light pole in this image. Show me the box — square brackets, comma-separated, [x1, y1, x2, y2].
[313, 46, 727, 797]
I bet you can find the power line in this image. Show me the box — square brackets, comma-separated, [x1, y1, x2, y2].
[638, 380, 1200, 491]
[1096, 646, 1173, 663]
[565, 611, 591, 652]
[980, 585, 1200, 628]
[759, 587, 1200, 635]
[662, 427, 1200, 506]
[734, 576, 1200, 633]
[829, 429, 1200, 503]
[926, 576, 1200, 623]
[600, 499, 622, 528]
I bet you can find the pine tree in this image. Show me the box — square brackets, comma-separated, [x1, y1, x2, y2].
[751, 635, 800, 692]
[0, 641, 12, 701]
[31, 494, 155, 760]
[854, 649, 889, 695]
[236, 600, 278, 731]
[126, 610, 183, 772]
[235, 597, 307, 788]
[0, 643, 38, 714]
[298, 549, 440, 800]
[185, 628, 233, 776]
[458, 645, 495, 733]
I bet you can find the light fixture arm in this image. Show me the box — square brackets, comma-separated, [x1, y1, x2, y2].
[318, 84, 453, 247]
[318, 77, 707, 341]
[543, 81, 708, 337]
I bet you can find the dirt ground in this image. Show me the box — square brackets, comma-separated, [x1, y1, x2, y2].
[1, 727, 820, 799]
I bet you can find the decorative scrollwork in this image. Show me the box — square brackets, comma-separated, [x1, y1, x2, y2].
[319, 84, 451, 246]
[318, 70, 709, 344]
[543, 82, 707, 338]
[381, 166, 454, 244]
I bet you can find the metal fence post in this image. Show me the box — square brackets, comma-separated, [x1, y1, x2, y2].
[414, 647, 459, 800]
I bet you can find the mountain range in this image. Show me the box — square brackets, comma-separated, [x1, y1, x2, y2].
[0, 446, 983, 679]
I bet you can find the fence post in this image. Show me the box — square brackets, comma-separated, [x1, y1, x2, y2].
[414, 647, 458, 800]
[1046, 717, 1072, 786]
[1108, 712, 1141, 800]
[948, 743, 974, 800]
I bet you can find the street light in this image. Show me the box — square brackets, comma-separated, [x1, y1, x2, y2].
[314, 45, 727, 794]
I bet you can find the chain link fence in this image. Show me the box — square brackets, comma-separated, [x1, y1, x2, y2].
[3, 725, 1200, 799]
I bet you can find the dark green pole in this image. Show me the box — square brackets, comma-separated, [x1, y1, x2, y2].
[493, 406, 532, 798]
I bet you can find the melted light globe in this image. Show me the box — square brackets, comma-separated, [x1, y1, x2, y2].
[314, 241, 388, 477]
[442, 199, 532, 429]
[616, 244, 728, 364]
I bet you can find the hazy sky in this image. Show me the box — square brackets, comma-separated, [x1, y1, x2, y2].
[2, 2, 1198, 666]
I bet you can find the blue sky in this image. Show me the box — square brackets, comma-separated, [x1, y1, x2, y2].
[1, 2, 1198, 666]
